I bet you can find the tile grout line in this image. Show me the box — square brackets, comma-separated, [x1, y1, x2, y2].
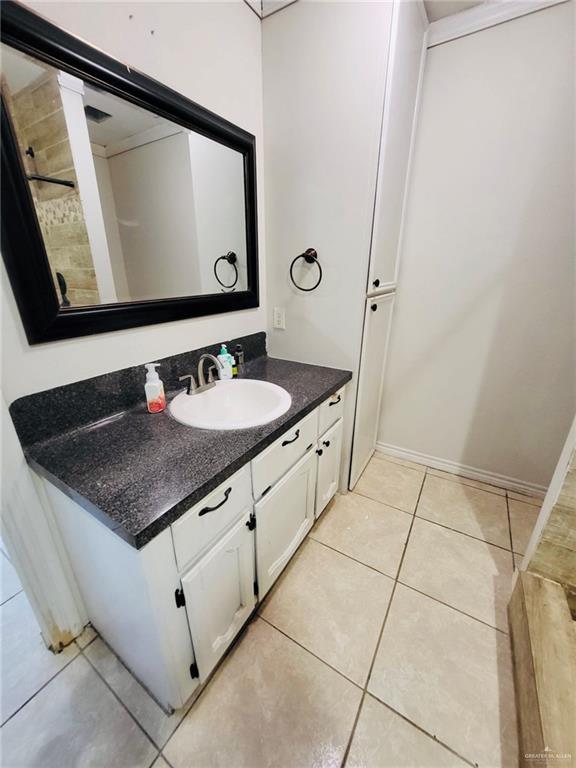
[412, 513, 513, 553]
[505, 491, 517, 571]
[309, 532, 509, 635]
[352, 488, 420, 516]
[258, 614, 364, 690]
[340, 467, 428, 768]
[158, 751, 176, 768]
[307, 535, 398, 581]
[161, 616, 261, 753]
[342, 466, 485, 768]
[367, 693, 477, 767]
[81, 630, 202, 755]
[347, 488, 415, 518]
[396, 579, 509, 635]
[424, 470, 508, 499]
[378, 453, 523, 500]
[241, 0, 262, 19]
[356, 462, 515, 553]
[0, 641, 82, 728]
[0, 588, 24, 608]
[81, 646, 162, 756]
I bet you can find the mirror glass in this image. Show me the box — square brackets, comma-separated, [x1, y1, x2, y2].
[1, 43, 248, 307]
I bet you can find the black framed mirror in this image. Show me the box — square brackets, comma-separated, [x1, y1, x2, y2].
[1, 1, 259, 344]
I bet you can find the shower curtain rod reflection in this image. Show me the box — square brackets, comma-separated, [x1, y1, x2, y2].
[26, 173, 75, 188]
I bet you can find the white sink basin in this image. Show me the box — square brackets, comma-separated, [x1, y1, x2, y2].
[169, 379, 292, 430]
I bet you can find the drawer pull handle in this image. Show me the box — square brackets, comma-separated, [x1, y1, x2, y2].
[198, 487, 232, 516]
[282, 429, 300, 447]
[323, 440, 331, 448]
[329, 395, 341, 406]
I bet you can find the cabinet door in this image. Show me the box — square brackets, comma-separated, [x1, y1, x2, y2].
[367, 0, 426, 292]
[181, 512, 255, 682]
[316, 418, 344, 518]
[255, 449, 316, 599]
[350, 294, 395, 488]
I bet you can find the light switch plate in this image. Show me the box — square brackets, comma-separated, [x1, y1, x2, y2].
[273, 306, 286, 330]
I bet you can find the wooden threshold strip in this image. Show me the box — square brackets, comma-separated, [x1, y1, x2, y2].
[508, 571, 576, 768]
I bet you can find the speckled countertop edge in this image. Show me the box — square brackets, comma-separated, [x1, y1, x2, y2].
[24, 356, 352, 549]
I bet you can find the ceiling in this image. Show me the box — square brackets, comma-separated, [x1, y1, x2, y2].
[1, 44, 47, 93]
[424, 0, 484, 22]
[83, 85, 166, 147]
[249, 0, 485, 23]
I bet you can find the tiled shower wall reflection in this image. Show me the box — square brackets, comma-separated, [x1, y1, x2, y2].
[4, 67, 100, 306]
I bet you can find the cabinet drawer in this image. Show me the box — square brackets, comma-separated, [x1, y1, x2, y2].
[251, 409, 318, 500]
[171, 466, 252, 572]
[318, 387, 345, 434]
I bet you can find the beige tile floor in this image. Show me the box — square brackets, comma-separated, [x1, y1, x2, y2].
[0, 456, 542, 767]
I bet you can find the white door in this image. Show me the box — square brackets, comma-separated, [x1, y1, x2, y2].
[255, 449, 316, 599]
[350, 294, 395, 488]
[367, 0, 426, 293]
[316, 418, 344, 518]
[181, 512, 255, 682]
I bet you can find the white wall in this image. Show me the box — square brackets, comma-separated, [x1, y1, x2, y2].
[2, 0, 265, 404]
[378, 3, 575, 488]
[58, 73, 118, 304]
[92, 153, 131, 302]
[188, 132, 247, 293]
[108, 132, 202, 300]
[263, 1, 393, 482]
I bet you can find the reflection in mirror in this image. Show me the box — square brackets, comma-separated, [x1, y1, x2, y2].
[1, 43, 248, 307]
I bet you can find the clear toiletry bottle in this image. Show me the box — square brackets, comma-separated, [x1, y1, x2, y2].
[144, 363, 166, 413]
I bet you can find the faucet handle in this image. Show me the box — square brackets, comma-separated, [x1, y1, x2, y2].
[207, 365, 219, 384]
[178, 374, 197, 396]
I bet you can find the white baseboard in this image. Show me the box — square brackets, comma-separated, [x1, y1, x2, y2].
[375, 441, 546, 497]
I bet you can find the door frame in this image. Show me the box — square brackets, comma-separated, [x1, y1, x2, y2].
[1, 396, 87, 650]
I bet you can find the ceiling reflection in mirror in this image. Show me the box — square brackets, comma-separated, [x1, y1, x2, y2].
[1, 43, 248, 307]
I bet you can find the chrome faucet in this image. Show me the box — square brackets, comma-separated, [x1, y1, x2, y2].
[198, 354, 223, 389]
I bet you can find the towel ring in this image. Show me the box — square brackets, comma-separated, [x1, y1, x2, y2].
[290, 248, 322, 292]
[214, 251, 238, 289]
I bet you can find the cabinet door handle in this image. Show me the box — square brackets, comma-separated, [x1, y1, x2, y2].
[198, 487, 232, 516]
[323, 440, 331, 448]
[316, 448, 323, 456]
[328, 395, 341, 406]
[371, 303, 378, 312]
[373, 278, 380, 288]
[282, 429, 300, 447]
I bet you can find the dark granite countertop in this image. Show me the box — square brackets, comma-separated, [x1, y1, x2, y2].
[22, 356, 351, 549]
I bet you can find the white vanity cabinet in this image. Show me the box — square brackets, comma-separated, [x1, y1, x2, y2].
[48, 385, 347, 711]
[255, 448, 317, 598]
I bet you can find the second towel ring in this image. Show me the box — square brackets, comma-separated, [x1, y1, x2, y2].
[290, 248, 322, 292]
[214, 251, 238, 289]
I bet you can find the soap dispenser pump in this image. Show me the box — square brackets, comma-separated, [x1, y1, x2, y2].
[144, 363, 166, 413]
[217, 344, 233, 380]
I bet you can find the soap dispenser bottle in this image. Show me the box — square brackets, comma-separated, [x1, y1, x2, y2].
[144, 363, 166, 413]
[217, 345, 233, 380]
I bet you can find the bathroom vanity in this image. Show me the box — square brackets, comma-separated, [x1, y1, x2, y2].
[10, 335, 350, 711]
